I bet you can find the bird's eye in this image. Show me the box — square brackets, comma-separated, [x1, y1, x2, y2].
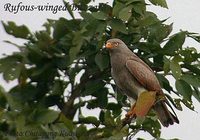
[114, 42, 119, 47]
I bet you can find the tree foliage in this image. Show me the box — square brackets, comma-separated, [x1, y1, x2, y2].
[0, 0, 200, 139]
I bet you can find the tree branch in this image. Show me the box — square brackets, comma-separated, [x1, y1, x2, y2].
[60, 68, 110, 119]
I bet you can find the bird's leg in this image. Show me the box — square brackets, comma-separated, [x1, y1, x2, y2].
[122, 103, 136, 126]
[125, 103, 136, 118]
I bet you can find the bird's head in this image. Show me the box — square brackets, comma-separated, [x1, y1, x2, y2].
[105, 38, 127, 50]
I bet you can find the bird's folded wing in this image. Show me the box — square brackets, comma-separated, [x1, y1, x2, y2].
[125, 58, 161, 91]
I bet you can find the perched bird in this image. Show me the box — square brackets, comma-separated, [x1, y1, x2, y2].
[106, 38, 179, 127]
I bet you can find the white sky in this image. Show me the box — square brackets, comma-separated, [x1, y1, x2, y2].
[0, 0, 200, 139]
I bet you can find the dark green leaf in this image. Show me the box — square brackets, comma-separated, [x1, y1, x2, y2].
[95, 52, 109, 71]
[79, 116, 100, 127]
[0, 54, 23, 81]
[175, 80, 192, 101]
[148, 23, 173, 43]
[92, 11, 108, 20]
[69, 45, 82, 63]
[132, 3, 146, 15]
[109, 19, 128, 34]
[163, 32, 186, 55]
[106, 102, 121, 110]
[181, 74, 200, 88]
[126, 0, 144, 5]
[104, 110, 115, 127]
[142, 117, 161, 137]
[33, 109, 59, 124]
[149, 0, 168, 8]
[2, 21, 30, 39]
[58, 113, 74, 131]
[63, 0, 75, 19]
[112, 2, 125, 17]
[181, 99, 194, 111]
[119, 5, 132, 21]
[174, 99, 183, 111]
[76, 124, 87, 138]
[83, 80, 105, 96]
[6, 85, 38, 110]
[0, 85, 7, 109]
[96, 88, 108, 108]
[80, 11, 94, 21]
[156, 74, 173, 92]
[99, 110, 105, 123]
[180, 48, 199, 63]
[53, 18, 68, 39]
[170, 60, 182, 79]
[163, 57, 170, 75]
[138, 12, 159, 27]
[193, 88, 200, 102]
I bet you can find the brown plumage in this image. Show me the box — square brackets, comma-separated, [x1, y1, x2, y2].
[106, 38, 179, 127]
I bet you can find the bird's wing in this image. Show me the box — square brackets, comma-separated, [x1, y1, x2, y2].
[126, 57, 179, 125]
[125, 57, 161, 92]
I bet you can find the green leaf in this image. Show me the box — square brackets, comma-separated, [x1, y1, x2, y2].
[156, 74, 173, 92]
[69, 44, 82, 63]
[148, 23, 173, 43]
[180, 48, 199, 63]
[132, 3, 146, 15]
[163, 57, 170, 75]
[6, 84, 38, 110]
[76, 124, 87, 138]
[80, 11, 94, 21]
[5, 93, 24, 111]
[58, 113, 74, 131]
[96, 88, 108, 108]
[138, 12, 159, 27]
[11, 84, 37, 101]
[105, 102, 122, 117]
[87, 99, 99, 109]
[83, 80, 105, 96]
[173, 99, 182, 111]
[2, 21, 31, 39]
[109, 19, 128, 34]
[63, 0, 75, 19]
[69, 31, 84, 63]
[104, 110, 116, 127]
[53, 18, 69, 39]
[141, 117, 161, 137]
[181, 74, 200, 88]
[112, 2, 125, 17]
[181, 99, 194, 111]
[126, 0, 144, 5]
[79, 116, 100, 127]
[170, 60, 182, 79]
[193, 88, 200, 102]
[163, 32, 186, 55]
[149, 0, 168, 8]
[106, 102, 122, 111]
[175, 80, 192, 101]
[0, 54, 23, 81]
[92, 11, 108, 20]
[33, 109, 59, 124]
[99, 110, 105, 123]
[95, 52, 109, 71]
[119, 5, 132, 21]
[0, 85, 7, 109]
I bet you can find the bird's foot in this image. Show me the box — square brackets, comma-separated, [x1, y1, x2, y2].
[122, 104, 136, 126]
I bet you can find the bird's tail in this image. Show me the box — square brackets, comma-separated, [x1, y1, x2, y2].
[153, 101, 179, 127]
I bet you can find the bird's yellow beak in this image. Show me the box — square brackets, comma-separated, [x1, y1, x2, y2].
[106, 42, 113, 49]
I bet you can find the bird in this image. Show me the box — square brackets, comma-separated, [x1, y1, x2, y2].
[105, 38, 179, 127]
